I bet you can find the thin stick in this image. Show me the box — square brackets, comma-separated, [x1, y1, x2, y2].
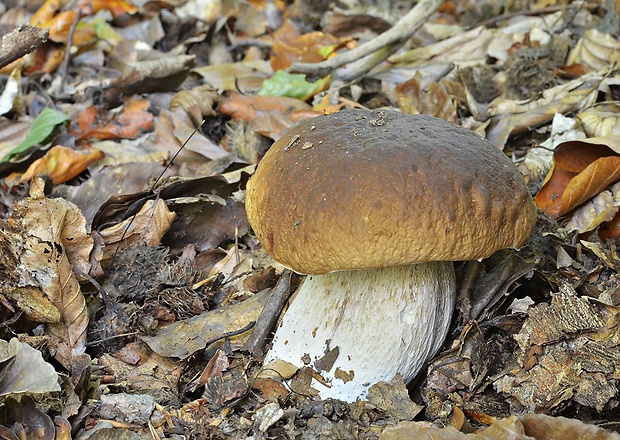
[243, 270, 294, 357]
[288, 0, 443, 80]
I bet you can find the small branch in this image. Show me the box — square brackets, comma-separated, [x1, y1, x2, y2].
[288, 0, 443, 81]
[0, 25, 49, 70]
[59, 9, 82, 94]
[243, 270, 294, 358]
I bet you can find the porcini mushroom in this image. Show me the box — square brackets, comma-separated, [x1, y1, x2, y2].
[245, 109, 536, 401]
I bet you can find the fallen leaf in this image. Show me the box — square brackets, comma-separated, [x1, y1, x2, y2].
[567, 29, 620, 72]
[258, 70, 329, 101]
[0, 338, 60, 396]
[395, 72, 457, 122]
[5, 177, 90, 370]
[1, 107, 69, 163]
[218, 91, 318, 140]
[141, 287, 271, 359]
[99, 198, 176, 260]
[72, 99, 154, 141]
[578, 102, 620, 137]
[535, 136, 620, 219]
[18, 145, 104, 185]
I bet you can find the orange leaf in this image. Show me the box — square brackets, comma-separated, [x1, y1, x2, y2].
[218, 92, 318, 139]
[19, 145, 105, 185]
[535, 136, 620, 218]
[269, 19, 345, 71]
[24, 42, 65, 74]
[30, 0, 62, 26]
[78, 0, 138, 17]
[71, 99, 153, 140]
[41, 10, 78, 43]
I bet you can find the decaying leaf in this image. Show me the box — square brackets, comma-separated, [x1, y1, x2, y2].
[98, 198, 176, 260]
[395, 72, 457, 122]
[104, 55, 196, 105]
[141, 287, 271, 359]
[0, 338, 60, 396]
[567, 29, 620, 72]
[565, 181, 620, 234]
[486, 72, 604, 148]
[494, 284, 620, 413]
[5, 177, 90, 370]
[379, 414, 620, 440]
[72, 99, 154, 141]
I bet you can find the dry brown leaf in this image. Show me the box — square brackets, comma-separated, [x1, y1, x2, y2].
[270, 20, 345, 71]
[72, 99, 154, 141]
[535, 136, 620, 219]
[193, 61, 272, 92]
[395, 72, 457, 122]
[141, 287, 272, 359]
[487, 70, 605, 117]
[218, 92, 319, 140]
[521, 414, 620, 440]
[18, 145, 104, 185]
[169, 85, 221, 125]
[6, 177, 90, 370]
[565, 181, 620, 233]
[567, 29, 620, 72]
[99, 198, 176, 260]
[104, 55, 195, 106]
[387, 26, 492, 65]
[486, 73, 603, 149]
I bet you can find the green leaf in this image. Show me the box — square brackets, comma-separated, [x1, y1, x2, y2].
[258, 70, 328, 101]
[1, 108, 69, 163]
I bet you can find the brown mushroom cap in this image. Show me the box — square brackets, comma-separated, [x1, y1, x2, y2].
[245, 109, 537, 275]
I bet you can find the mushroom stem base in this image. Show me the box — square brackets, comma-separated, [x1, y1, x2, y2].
[264, 262, 456, 401]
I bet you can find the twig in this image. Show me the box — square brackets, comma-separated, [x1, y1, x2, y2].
[204, 320, 256, 348]
[473, 2, 600, 29]
[288, 0, 443, 81]
[0, 25, 49, 70]
[243, 270, 294, 358]
[59, 9, 82, 94]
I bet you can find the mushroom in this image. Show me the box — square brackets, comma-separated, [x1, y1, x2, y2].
[245, 109, 536, 402]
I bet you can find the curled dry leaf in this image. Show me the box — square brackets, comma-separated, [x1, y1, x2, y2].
[170, 85, 221, 125]
[486, 72, 603, 149]
[18, 145, 104, 185]
[578, 102, 620, 138]
[565, 181, 620, 234]
[5, 177, 90, 370]
[99, 198, 176, 260]
[567, 29, 620, 72]
[387, 26, 492, 66]
[395, 72, 457, 122]
[535, 135, 620, 219]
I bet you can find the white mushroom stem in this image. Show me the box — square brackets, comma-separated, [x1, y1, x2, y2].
[264, 262, 456, 402]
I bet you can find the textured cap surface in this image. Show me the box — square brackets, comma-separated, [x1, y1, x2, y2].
[245, 109, 537, 275]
